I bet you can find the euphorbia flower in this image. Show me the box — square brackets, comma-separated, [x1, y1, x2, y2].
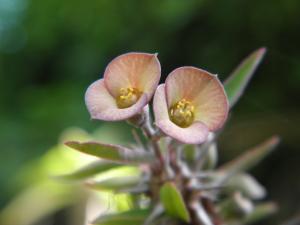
[153, 67, 228, 144]
[85, 52, 161, 121]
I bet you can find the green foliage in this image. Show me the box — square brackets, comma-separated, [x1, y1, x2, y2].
[241, 203, 278, 225]
[226, 174, 266, 200]
[0, 128, 137, 225]
[0, 128, 90, 225]
[65, 141, 154, 163]
[219, 136, 279, 174]
[54, 160, 124, 181]
[1, 47, 281, 225]
[86, 175, 141, 192]
[92, 209, 150, 225]
[159, 182, 190, 223]
[0, 181, 80, 225]
[1, 2, 299, 224]
[225, 48, 266, 108]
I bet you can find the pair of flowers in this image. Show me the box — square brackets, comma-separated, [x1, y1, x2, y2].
[85, 53, 228, 144]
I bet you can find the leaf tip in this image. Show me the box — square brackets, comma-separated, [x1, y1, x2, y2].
[268, 135, 281, 148]
[250, 47, 267, 67]
[84, 181, 96, 189]
[64, 140, 79, 147]
[268, 202, 279, 211]
[257, 47, 267, 56]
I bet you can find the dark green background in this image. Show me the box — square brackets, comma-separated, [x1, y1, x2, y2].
[0, 0, 299, 224]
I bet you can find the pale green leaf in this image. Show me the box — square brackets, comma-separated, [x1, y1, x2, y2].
[86, 175, 141, 192]
[219, 136, 279, 174]
[54, 160, 123, 181]
[243, 202, 277, 224]
[226, 173, 266, 200]
[159, 182, 190, 223]
[65, 141, 154, 163]
[143, 204, 164, 225]
[218, 192, 253, 221]
[225, 48, 266, 108]
[92, 209, 150, 225]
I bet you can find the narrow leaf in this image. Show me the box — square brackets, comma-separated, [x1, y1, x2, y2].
[218, 192, 254, 220]
[159, 182, 190, 223]
[65, 141, 154, 163]
[86, 175, 141, 192]
[143, 204, 164, 225]
[219, 136, 279, 174]
[224, 48, 266, 108]
[226, 173, 266, 200]
[242, 202, 277, 224]
[92, 209, 150, 225]
[54, 160, 123, 181]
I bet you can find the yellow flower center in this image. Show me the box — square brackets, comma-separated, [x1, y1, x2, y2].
[116, 87, 141, 109]
[169, 99, 195, 128]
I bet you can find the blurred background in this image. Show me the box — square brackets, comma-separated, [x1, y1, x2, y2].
[0, 0, 299, 224]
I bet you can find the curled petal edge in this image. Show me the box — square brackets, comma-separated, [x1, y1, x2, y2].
[104, 52, 161, 99]
[165, 66, 229, 131]
[154, 84, 209, 144]
[85, 79, 148, 121]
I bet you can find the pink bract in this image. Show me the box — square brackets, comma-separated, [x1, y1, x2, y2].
[104, 52, 161, 99]
[154, 67, 228, 144]
[85, 52, 161, 121]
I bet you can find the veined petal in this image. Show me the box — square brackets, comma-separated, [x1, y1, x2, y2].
[165, 67, 228, 131]
[85, 79, 148, 121]
[192, 75, 228, 131]
[153, 84, 209, 144]
[104, 52, 161, 99]
[165, 67, 209, 107]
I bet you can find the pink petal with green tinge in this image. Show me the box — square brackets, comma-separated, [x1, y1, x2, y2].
[153, 84, 209, 144]
[85, 79, 148, 121]
[165, 67, 228, 131]
[104, 52, 161, 99]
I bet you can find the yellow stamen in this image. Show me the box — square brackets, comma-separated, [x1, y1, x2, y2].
[116, 87, 141, 109]
[169, 99, 195, 128]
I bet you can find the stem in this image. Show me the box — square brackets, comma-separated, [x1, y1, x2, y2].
[189, 200, 213, 225]
[142, 124, 165, 170]
[168, 144, 182, 175]
[202, 198, 223, 225]
[138, 105, 165, 171]
[195, 133, 217, 171]
[131, 129, 146, 150]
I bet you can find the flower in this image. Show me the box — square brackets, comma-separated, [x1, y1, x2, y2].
[153, 67, 228, 144]
[85, 52, 161, 121]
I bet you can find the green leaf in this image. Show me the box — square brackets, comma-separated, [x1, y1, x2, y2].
[159, 182, 190, 223]
[219, 192, 254, 221]
[243, 202, 277, 224]
[224, 48, 266, 108]
[226, 173, 266, 200]
[92, 209, 150, 225]
[143, 204, 164, 225]
[219, 136, 279, 174]
[86, 175, 141, 192]
[65, 141, 154, 163]
[54, 160, 124, 181]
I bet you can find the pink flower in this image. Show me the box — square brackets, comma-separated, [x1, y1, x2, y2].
[153, 67, 228, 144]
[85, 52, 161, 121]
